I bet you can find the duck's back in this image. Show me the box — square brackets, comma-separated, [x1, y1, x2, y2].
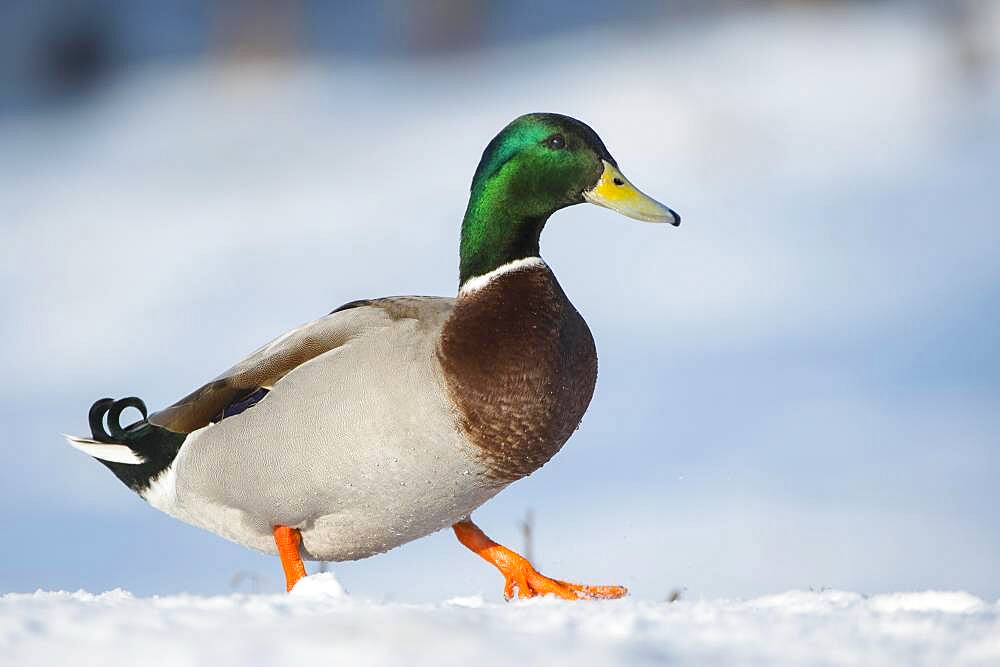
[160, 297, 503, 561]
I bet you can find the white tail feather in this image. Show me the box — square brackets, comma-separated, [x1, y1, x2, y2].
[63, 434, 146, 464]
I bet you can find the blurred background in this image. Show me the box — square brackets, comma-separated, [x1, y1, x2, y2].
[2, 0, 998, 601]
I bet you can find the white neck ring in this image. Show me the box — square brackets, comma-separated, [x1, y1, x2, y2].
[459, 257, 547, 296]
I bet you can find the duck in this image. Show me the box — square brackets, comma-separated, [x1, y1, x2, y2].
[66, 113, 680, 600]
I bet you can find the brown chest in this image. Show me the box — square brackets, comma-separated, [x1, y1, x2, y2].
[437, 265, 597, 484]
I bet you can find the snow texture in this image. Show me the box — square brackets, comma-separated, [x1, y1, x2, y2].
[3, 576, 999, 667]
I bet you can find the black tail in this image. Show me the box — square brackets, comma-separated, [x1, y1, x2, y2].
[69, 397, 186, 494]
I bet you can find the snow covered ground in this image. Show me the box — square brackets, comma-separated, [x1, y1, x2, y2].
[3, 577, 999, 667]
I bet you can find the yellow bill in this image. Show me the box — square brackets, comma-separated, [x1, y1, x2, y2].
[583, 160, 680, 225]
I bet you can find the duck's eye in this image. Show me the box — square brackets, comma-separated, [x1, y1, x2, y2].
[545, 134, 566, 150]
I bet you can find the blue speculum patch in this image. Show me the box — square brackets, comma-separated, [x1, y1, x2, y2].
[219, 387, 270, 421]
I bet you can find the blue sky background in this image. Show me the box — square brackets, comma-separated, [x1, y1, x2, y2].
[2, 3, 999, 601]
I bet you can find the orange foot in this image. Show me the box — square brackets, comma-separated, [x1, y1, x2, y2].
[452, 518, 627, 601]
[273, 525, 308, 592]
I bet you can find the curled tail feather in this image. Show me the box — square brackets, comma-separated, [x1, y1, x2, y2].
[66, 396, 186, 493]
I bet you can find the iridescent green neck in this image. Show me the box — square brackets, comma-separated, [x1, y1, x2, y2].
[458, 173, 550, 286]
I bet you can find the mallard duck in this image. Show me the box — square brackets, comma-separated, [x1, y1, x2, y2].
[67, 113, 680, 599]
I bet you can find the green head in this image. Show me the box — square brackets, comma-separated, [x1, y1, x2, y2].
[459, 112, 679, 286]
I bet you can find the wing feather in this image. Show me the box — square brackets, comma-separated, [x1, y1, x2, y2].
[149, 297, 452, 433]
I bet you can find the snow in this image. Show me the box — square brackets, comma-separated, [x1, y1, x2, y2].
[3, 579, 998, 666]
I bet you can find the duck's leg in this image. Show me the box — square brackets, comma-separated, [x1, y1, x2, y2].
[273, 525, 307, 592]
[452, 517, 627, 600]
